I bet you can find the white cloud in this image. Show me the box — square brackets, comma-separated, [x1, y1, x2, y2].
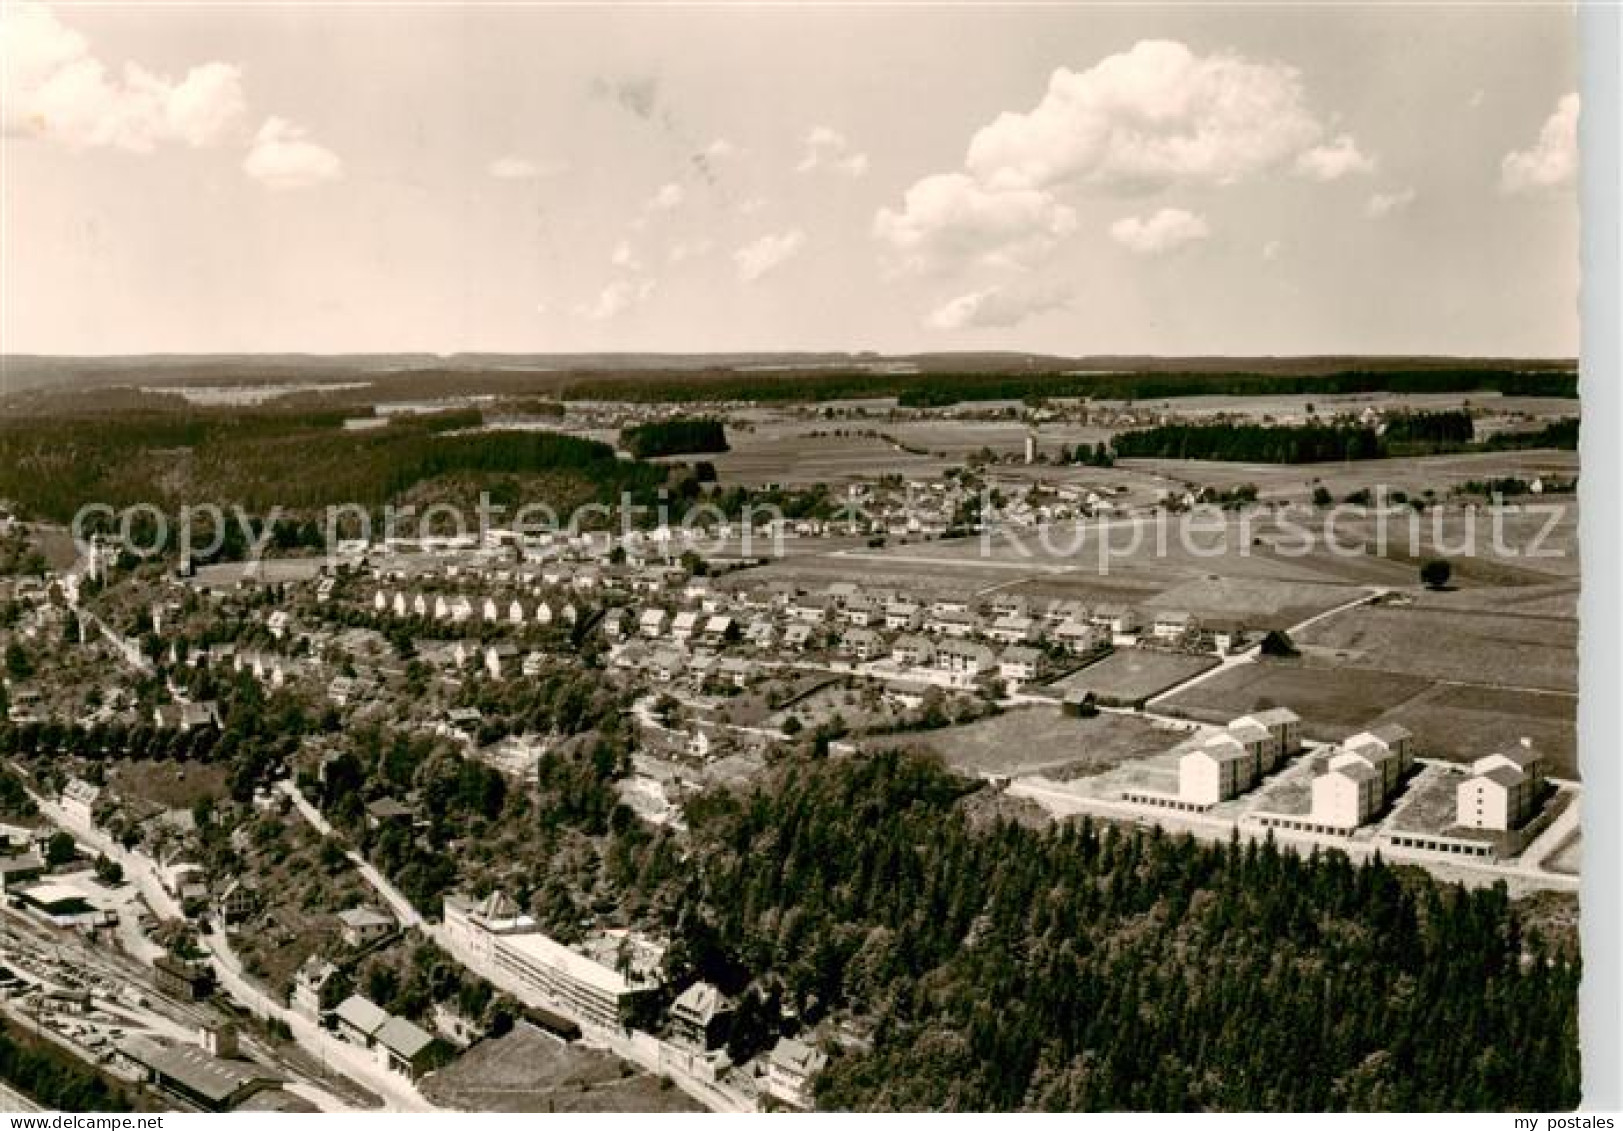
[2, 2, 246, 151]
[926, 281, 1071, 330]
[877, 39, 1362, 275]
[1108, 207, 1210, 255]
[1469, 89, 1487, 110]
[1502, 93, 1579, 194]
[488, 154, 567, 180]
[668, 237, 714, 264]
[796, 126, 868, 177]
[242, 116, 342, 190]
[965, 40, 1345, 193]
[739, 196, 768, 215]
[873, 172, 1077, 274]
[734, 229, 806, 282]
[1365, 187, 1417, 219]
[702, 138, 737, 161]
[645, 182, 685, 211]
[1262, 239, 1283, 261]
[610, 240, 643, 270]
[1294, 134, 1376, 181]
[576, 276, 656, 321]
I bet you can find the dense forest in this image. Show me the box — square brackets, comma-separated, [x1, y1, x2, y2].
[0, 408, 667, 524]
[1109, 414, 1578, 464]
[563, 366, 1578, 406]
[664, 752, 1578, 1112]
[1111, 422, 1387, 463]
[620, 418, 730, 458]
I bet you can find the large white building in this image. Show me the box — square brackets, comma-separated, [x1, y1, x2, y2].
[1456, 739, 1547, 831]
[442, 892, 662, 1033]
[1310, 762, 1382, 829]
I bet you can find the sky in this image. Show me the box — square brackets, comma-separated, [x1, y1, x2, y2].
[0, 3, 1582, 358]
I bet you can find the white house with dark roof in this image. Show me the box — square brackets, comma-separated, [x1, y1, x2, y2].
[766, 1037, 827, 1110]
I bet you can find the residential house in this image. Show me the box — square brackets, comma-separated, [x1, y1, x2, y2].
[765, 1037, 827, 1110]
[998, 646, 1043, 685]
[935, 640, 994, 678]
[1054, 619, 1102, 654]
[843, 628, 885, 663]
[218, 878, 260, 925]
[782, 623, 814, 651]
[375, 1016, 445, 1080]
[671, 611, 701, 642]
[338, 907, 395, 948]
[701, 614, 734, 645]
[670, 982, 732, 1051]
[1150, 610, 1196, 641]
[639, 608, 669, 638]
[988, 614, 1036, 644]
[890, 635, 936, 668]
[334, 995, 390, 1048]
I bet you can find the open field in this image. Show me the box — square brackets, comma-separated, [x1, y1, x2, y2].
[1160, 660, 1578, 777]
[1160, 661, 1433, 735]
[1368, 683, 1577, 779]
[105, 759, 232, 810]
[422, 1024, 703, 1113]
[1048, 651, 1218, 707]
[888, 420, 1116, 459]
[881, 705, 1177, 779]
[705, 425, 947, 486]
[1293, 601, 1577, 693]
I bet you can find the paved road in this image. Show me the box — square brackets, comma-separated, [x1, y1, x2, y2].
[276, 781, 423, 929]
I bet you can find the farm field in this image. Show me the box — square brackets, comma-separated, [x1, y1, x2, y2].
[1292, 601, 1578, 693]
[1048, 650, 1218, 707]
[1159, 660, 1433, 735]
[882, 705, 1178, 779]
[705, 425, 947, 485]
[1159, 660, 1578, 777]
[1367, 683, 1577, 779]
[1089, 390, 1578, 422]
[422, 1024, 703, 1113]
[888, 420, 1116, 459]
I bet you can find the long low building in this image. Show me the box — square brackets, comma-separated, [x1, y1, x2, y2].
[443, 892, 663, 1032]
[117, 1037, 281, 1112]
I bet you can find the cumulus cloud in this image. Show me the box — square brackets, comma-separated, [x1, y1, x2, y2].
[1502, 93, 1579, 194]
[873, 172, 1077, 273]
[575, 276, 656, 321]
[926, 281, 1071, 331]
[796, 126, 868, 177]
[488, 155, 567, 180]
[1365, 187, 1417, 219]
[2, 2, 246, 151]
[1294, 134, 1376, 181]
[734, 229, 806, 282]
[242, 117, 342, 190]
[1108, 207, 1210, 255]
[876, 39, 1363, 276]
[965, 40, 1346, 193]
